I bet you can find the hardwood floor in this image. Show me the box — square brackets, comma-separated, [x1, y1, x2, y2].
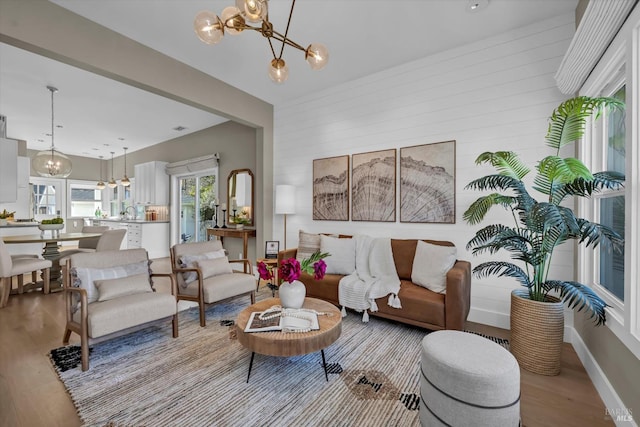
[0, 263, 614, 427]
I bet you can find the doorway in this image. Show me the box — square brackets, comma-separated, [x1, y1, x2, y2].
[177, 171, 217, 243]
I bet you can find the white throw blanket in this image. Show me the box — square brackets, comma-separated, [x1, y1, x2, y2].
[338, 235, 401, 322]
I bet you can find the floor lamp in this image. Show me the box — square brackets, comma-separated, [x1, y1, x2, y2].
[275, 185, 296, 250]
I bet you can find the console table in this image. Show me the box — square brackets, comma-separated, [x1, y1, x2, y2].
[206, 227, 256, 259]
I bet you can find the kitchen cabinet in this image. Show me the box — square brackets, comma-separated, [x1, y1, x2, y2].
[0, 138, 18, 202]
[99, 220, 169, 259]
[134, 161, 169, 206]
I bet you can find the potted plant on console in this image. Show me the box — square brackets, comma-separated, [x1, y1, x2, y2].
[463, 96, 625, 375]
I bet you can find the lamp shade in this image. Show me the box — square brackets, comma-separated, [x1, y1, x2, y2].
[275, 185, 296, 214]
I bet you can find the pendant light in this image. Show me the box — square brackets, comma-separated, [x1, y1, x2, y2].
[108, 151, 117, 189]
[31, 86, 73, 177]
[120, 147, 130, 187]
[96, 155, 106, 190]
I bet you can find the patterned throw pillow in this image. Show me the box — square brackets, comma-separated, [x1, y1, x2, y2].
[94, 273, 153, 302]
[296, 230, 321, 262]
[411, 241, 457, 294]
[180, 249, 226, 285]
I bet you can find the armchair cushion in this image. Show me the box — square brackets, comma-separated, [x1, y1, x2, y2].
[196, 257, 232, 280]
[73, 292, 177, 338]
[95, 273, 153, 302]
[71, 260, 150, 304]
[180, 249, 226, 284]
[411, 241, 457, 294]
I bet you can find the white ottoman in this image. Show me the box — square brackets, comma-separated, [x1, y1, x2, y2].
[420, 330, 520, 426]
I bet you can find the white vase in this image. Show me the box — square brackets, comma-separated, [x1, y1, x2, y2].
[278, 280, 306, 309]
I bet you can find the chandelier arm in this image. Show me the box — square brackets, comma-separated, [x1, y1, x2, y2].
[267, 36, 278, 60]
[278, 0, 297, 60]
[269, 31, 306, 52]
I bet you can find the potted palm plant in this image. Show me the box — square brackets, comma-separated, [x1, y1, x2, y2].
[464, 96, 625, 375]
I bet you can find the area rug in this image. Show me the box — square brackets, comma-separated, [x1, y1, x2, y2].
[50, 293, 508, 427]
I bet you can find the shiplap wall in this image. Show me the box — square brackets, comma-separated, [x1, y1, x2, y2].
[273, 14, 576, 329]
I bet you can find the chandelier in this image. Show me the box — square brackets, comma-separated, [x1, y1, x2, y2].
[32, 86, 73, 178]
[194, 0, 328, 83]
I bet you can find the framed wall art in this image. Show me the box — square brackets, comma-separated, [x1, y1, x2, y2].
[400, 140, 456, 224]
[351, 149, 396, 222]
[313, 155, 349, 221]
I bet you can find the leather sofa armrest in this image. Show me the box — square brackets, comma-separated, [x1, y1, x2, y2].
[444, 260, 472, 330]
[278, 248, 298, 264]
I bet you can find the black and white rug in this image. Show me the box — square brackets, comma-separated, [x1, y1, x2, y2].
[50, 295, 508, 427]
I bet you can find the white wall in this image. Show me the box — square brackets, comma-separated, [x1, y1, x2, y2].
[273, 14, 576, 329]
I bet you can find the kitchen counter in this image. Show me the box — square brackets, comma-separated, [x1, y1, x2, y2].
[0, 222, 39, 228]
[93, 218, 169, 224]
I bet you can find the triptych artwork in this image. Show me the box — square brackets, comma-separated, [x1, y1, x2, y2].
[312, 140, 456, 223]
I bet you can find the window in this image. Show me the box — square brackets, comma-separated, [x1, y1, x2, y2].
[594, 85, 625, 302]
[578, 4, 640, 357]
[68, 181, 104, 217]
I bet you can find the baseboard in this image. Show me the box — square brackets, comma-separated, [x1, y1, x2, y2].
[467, 307, 510, 330]
[570, 328, 636, 427]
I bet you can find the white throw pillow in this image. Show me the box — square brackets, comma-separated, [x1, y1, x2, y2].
[296, 230, 321, 262]
[320, 235, 356, 275]
[95, 273, 153, 302]
[71, 260, 150, 304]
[411, 241, 457, 294]
[196, 257, 233, 279]
[180, 249, 226, 284]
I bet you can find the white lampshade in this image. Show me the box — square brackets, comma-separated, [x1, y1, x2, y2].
[275, 185, 296, 214]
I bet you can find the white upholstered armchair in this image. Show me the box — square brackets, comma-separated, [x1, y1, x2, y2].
[63, 248, 178, 371]
[170, 240, 255, 327]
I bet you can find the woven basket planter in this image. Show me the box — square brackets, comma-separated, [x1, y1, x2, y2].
[510, 289, 564, 376]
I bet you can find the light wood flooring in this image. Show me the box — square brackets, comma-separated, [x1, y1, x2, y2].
[0, 258, 614, 427]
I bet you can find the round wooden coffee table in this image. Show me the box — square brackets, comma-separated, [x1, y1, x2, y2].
[236, 297, 342, 382]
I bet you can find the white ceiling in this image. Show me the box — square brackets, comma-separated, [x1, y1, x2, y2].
[0, 0, 578, 159]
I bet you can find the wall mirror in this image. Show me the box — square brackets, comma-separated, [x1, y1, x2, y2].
[227, 168, 254, 227]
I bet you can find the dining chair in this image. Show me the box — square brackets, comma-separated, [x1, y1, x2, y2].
[0, 239, 52, 308]
[170, 240, 255, 327]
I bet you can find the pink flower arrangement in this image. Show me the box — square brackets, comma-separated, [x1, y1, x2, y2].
[257, 251, 329, 285]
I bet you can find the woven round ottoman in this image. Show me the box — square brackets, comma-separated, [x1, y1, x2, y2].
[420, 330, 520, 426]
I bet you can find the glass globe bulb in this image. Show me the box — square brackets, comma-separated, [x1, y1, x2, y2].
[235, 0, 267, 23]
[194, 11, 224, 45]
[96, 180, 106, 190]
[305, 43, 329, 70]
[268, 59, 289, 84]
[108, 178, 117, 189]
[121, 175, 131, 187]
[32, 149, 72, 178]
[221, 6, 244, 35]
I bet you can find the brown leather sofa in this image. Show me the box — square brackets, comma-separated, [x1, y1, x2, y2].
[278, 238, 471, 331]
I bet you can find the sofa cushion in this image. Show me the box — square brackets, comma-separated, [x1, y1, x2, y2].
[411, 241, 457, 293]
[320, 235, 356, 275]
[180, 249, 226, 284]
[297, 230, 321, 262]
[196, 256, 233, 279]
[375, 280, 446, 326]
[94, 272, 153, 302]
[71, 260, 151, 304]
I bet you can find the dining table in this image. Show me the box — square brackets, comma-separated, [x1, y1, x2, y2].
[2, 232, 103, 291]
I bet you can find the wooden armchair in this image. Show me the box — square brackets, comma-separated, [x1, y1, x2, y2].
[63, 248, 178, 371]
[0, 239, 51, 307]
[170, 240, 255, 327]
